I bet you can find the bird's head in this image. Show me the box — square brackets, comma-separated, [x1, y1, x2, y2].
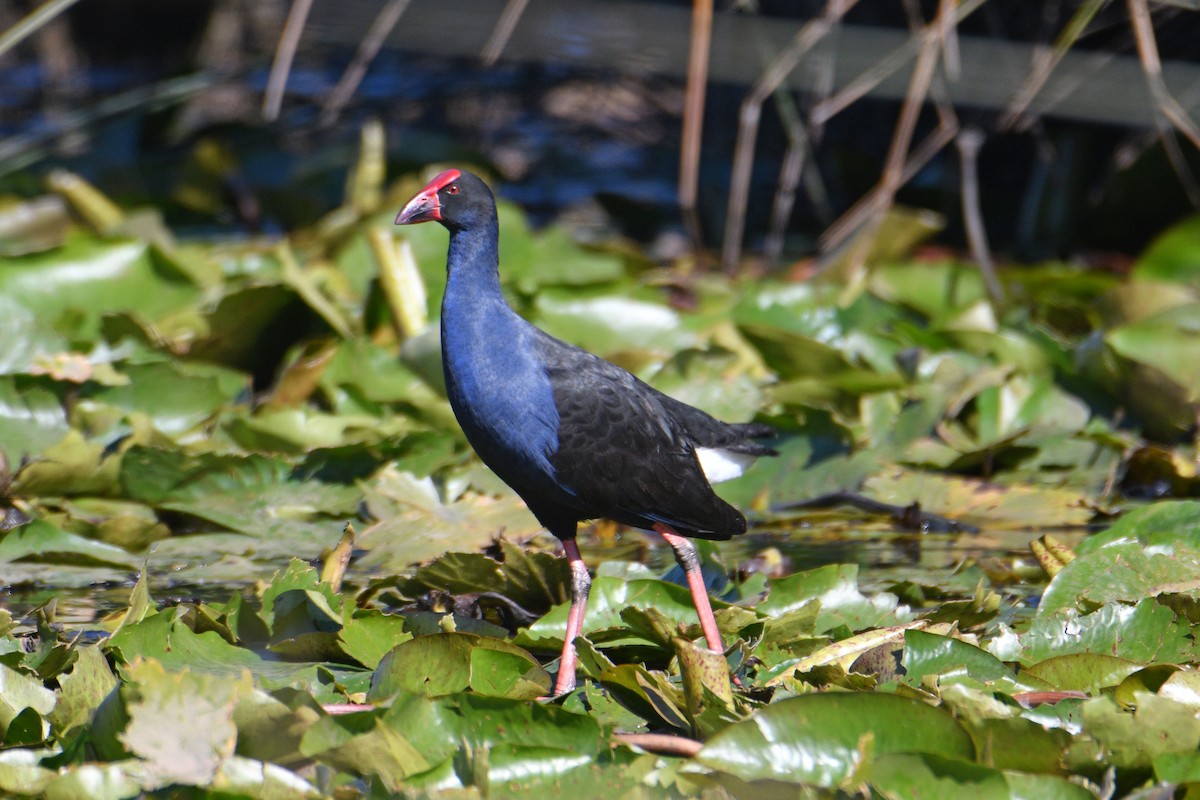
[395, 169, 494, 231]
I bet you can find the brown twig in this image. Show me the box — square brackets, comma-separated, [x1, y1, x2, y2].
[810, 0, 986, 127]
[936, 0, 960, 80]
[0, 0, 80, 60]
[763, 132, 808, 269]
[956, 127, 1004, 305]
[323, 703, 376, 715]
[998, 0, 1108, 132]
[262, 0, 314, 122]
[320, 0, 412, 127]
[818, 21, 948, 262]
[1127, 0, 1200, 205]
[679, 0, 713, 254]
[721, 0, 859, 274]
[482, 0, 531, 66]
[818, 117, 956, 255]
[614, 732, 703, 757]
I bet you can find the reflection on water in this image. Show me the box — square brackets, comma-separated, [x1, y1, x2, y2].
[1, 523, 1084, 630]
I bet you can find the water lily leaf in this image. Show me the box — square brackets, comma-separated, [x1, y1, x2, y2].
[967, 374, 1091, 445]
[230, 688, 322, 767]
[957, 715, 1073, 775]
[1155, 750, 1200, 784]
[863, 470, 1092, 529]
[0, 295, 71, 376]
[397, 542, 568, 613]
[118, 659, 252, 789]
[223, 406, 403, 454]
[0, 519, 141, 570]
[674, 637, 736, 737]
[508, 223, 625, 294]
[902, 630, 1029, 692]
[1133, 214, 1200, 288]
[648, 347, 766, 425]
[209, 755, 322, 799]
[40, 761, 146, 800]
[534, 288, 694, 357]
[1078, 500, 1200, 554]
[0, 663, 56, 735]
[1020, 599, 1194, 665]
[123, 450, 360, 564]
[368, 633, 549, 700]
[1039, 542, 1200, 615]
[48, 646, 118, 735]
[757, 564, 905, 634]
[737, 322, 856, 383]
[318, 338, 449, 417]
[598, 663, 690, 730]
[1102, 279, 1197, 326]
[441, 692, 603, 756]
[109, 609, 318, 684]
[84, 358, 249, 437]
[1082, 693, 1200, 769]
[1107, 303, 1200, 402]
[299, 707, 433, 790]
[1022, 654, 1141, 693]
[11, 430, 120, 498]
[358, 470, 542, 570]
[0, 196, 69, 256]
[689, 693, 974, 786]
[0, 236, 200, 330]
[482, 745, 638, 798]
[338, 611, 413, 669]
[54, 498, 168, 552]
[267, 589, 346, 662]
[868, 261, 989, 321]
[865, 752, 1094, 800]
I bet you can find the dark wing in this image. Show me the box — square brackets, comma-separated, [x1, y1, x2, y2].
[534, 333, 751, 540]
[652, 392, 777, 456]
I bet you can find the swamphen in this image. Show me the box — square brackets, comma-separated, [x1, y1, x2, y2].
[396, 169, 776, 695]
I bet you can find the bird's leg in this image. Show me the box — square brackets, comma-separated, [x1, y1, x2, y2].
[653, 524, 726, 655]
[553, 537, 592, 696]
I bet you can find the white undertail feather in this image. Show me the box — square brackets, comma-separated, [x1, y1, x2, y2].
[695, 447, 758, 484]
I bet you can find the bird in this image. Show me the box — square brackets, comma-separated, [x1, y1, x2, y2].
[395, 169, 776, 695]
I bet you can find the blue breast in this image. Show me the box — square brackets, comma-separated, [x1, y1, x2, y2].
[441, 283, 566, 499]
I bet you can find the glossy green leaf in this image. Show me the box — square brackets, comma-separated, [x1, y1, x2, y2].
[368, 633, 549, 700]
[1078, 500, 1200, 554]
[865, 752, 1094, 800]
[1019, 599, 1194, 665]
[690, 693, 974, 785]
[1039, 543, 1200, 616]
[1107, 303, 1200, 401]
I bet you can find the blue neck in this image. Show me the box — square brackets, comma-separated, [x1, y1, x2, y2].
[444, 216, 503, 304]
[438, 215, 564, 500]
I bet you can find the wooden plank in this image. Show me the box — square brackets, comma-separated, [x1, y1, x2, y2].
[303, 0, 1200, 129]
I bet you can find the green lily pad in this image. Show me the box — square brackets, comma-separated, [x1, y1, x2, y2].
[689, 692, 974, 786]
[368, 633, 549, 700]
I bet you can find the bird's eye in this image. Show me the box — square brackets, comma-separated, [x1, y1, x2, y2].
[446, 184, 460, 195]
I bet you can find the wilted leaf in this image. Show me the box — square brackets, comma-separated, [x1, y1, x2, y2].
[359, 470, 543, 570]
[118, 660, 252, 789]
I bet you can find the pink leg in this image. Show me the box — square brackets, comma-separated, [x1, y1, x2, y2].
[553, 538, 591, 695]
[653, 524, 726, 655]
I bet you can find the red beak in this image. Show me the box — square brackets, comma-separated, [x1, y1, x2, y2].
[395, 187, 441, 225]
